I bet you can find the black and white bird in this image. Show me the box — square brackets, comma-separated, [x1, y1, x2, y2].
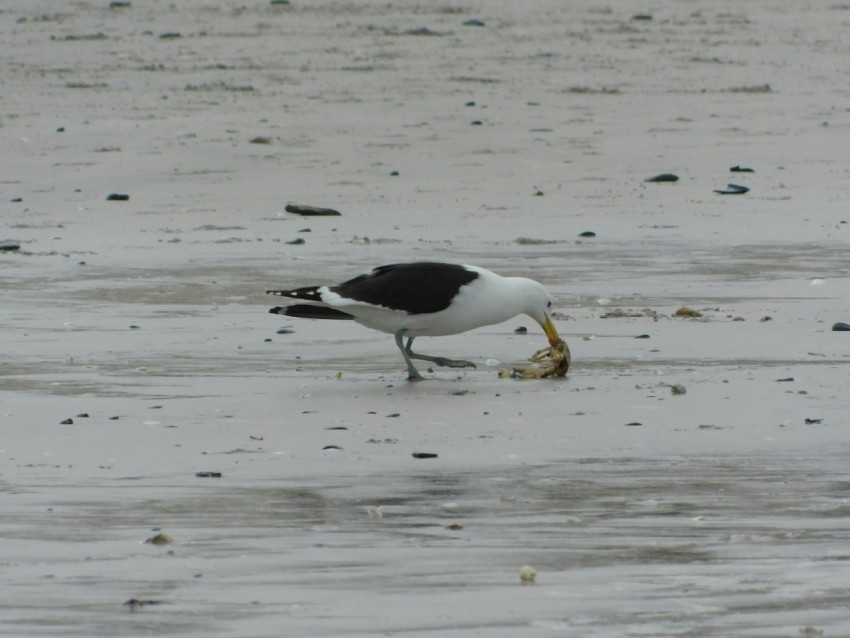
[267, 262, 561, 380]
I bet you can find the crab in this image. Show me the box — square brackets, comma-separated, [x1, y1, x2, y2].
[499, 338, 570, 379]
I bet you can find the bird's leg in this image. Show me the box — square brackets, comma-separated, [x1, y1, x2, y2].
[394, 330, 424, 381]
[405, 337, 477, 370]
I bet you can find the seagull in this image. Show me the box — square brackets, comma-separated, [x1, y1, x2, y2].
[266, 262, 562, 380]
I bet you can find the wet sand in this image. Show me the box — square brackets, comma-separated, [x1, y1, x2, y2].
[2, 1, 850, 636]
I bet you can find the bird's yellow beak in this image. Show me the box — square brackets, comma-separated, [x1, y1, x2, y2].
[540, 313, 560, 347]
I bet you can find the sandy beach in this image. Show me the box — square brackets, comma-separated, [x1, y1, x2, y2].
[2, 1, 850, 636]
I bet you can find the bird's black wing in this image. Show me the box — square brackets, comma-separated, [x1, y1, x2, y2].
[330, 262, 478, 314]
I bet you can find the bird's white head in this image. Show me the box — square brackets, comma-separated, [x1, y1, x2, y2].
[517, 278, 561, 347]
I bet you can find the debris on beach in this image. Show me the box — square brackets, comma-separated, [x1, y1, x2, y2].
[714, 183, 749, 195]
[674, 307, 703, 318]
[644, 173, 679, 183]
[285, 204, 342, 216]
[123, 598, 162, 609]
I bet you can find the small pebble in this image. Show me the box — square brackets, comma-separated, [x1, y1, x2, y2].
[519, 565, 537, 584]
[195, 471, 222, 478]
[578, 231, 596, 237]
[470, 120, 483, 126]
[671, 384, 687, 395]
[730, 165, 755, 173]
[514, 326, 528, 334]
[831, 322, 850, 331]
[145, 533, 173, 545]
[412, 452, 438, 459]
[463, 19, 486, 27]
[625, 422, 643, 427]
[106, 193, 129, 201]
[286, 238, 305, 245]
[60, 418, 74, 425]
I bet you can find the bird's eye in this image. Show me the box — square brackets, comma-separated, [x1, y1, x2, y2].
[547, 301, 552, 308]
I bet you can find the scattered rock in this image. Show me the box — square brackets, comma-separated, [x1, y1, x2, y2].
[285, 204, 341, 216]
[463, 19, 486, 27]
[470, 120, 483, 125]
[519, 565, 537, 584]
[775, 377, 794, 383]
[674, 307, 703, 318]
[60, 418, 74, 425]
[578, 230, 596, 237]
[670, 384, 687, 395]
[514, 326, 528, 334]
[645, 173, 679, 183]
[714, 183, 749, 195]
[832, 322, 850, 331]
[250, 136, 272, 144]
[124, 598, 162, 609]
[323, 445, 343, 450]
[730, 165, 755, 173]
[144, 532, 173, 545]
[804, 418, 823, 425]
[445, 522, 464, 530]
[625, 422, 643, 427]
[195, 471, 222, 478]
[0, 241, 21, 252]
[159, 32, 181, 39]
[412, 452, 438, 459]
[285, 238, 305, 245]
[106, 193, 129, 201]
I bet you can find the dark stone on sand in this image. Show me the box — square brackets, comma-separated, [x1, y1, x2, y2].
[276, 327, 294, 334]
[110, 1, 132, 7]
[0, 242, 21, 252]
[124, 599, 162, 609]
[632, 13, 653, 20]
[412, 452, 438, 459]
[250, 136, 272, 144]
[270, 0, 290, 4]
[714, 183, 749, 195]
[645, 173, 678, 183]
[285, 204, 341, 216]
[804, 418, 823, 425]
[106, 193, 129, 201]
[470, 120, 483, 125]
[578, 231, 596, 237]
[61, 418, 74, 425]
[286, 238, 305, 245]
[195, 471, 222, 478]
[625, 422, 643, 427]
[390, 170, 399, 176]
[463, 19, 486, 26]
[635, 334, 650, 339]
[514, 326, 528, 334]
[832, 322, 850, 331]
[56, 127, 65, 133]
[11, 197, 23, 202]
[465, 101, 476, 107]
[76, 413, 90, 418]
[159, 32, 181, 39]
[730, 165, 755, 173]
